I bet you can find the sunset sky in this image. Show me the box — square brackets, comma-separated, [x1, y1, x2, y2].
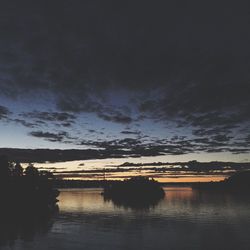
[0, 1, 250, 181]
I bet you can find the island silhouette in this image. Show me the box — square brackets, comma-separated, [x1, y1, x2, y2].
[102, 176, 165, 210]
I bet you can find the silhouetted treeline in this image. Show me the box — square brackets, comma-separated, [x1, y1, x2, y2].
[54, 179, 189, 188]
[192, 171, 250, 193]
[0, 155, 59, 247]
[0, 155, 59, 212]
[54, 179, 200, 188]
[55, 179, 122, 188]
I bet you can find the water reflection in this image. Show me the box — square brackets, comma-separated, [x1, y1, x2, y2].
[103, 193, 164, 211]
[2, 187, 250, 250]
[0, 206, 58, 248]
[56, 187, 250, 250]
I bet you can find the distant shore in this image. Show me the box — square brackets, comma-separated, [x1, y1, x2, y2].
[55, 179, 207, 188]
[55, 171, 250, 192]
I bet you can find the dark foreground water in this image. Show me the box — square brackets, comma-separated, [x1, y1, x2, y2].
[1, 187, 250, 250]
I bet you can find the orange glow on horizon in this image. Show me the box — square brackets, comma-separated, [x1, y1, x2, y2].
[62, 175, 226, 183]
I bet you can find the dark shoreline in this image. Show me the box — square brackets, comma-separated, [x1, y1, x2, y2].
[54, 179, 199, 189]
[55, 171, 250, 194]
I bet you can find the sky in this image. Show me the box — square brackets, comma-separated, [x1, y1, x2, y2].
[0, 0, 250, 171]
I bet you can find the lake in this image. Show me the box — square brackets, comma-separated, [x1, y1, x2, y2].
[1, 187, 250, 250]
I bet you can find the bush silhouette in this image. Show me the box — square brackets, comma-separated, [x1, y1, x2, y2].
[0, 155, 59, 213]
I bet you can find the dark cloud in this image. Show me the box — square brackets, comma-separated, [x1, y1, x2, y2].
[228, 148, 250, 154]
[0, 142, 249, 167]
[12, 118, 37, 128]
[0, 0, 249, 157]
[57, 98, 133, 124]
[61, 122, 73, 127]
[7, 111, 78, 130]
[0, 148, 106, 163]
[192, 126, 236, 137]
[22, 111, 76, 124]
[115, 160, 250, 173]
[97, 111, 132, 124]
[121, 130, 141, 135]
[0, 105, 11, 119]
[1, 1, 249, 120]
[211, 134, 232, 142]
[186, 112, 250, 129]
[245, 135, 250, 143]
[29, 130, 74, 142]
[78, 135, 250, 157]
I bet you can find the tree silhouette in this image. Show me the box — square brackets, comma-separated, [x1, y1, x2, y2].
[25, 163, 39, 178]
[0, 155, 59, 217]
[12, 162, 23, 177]
[0, 155, 11, 179]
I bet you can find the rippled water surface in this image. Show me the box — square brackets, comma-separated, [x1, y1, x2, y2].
[1, 187, 250, 250]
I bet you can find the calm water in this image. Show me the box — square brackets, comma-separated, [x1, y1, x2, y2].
[1, 187, 250, 250]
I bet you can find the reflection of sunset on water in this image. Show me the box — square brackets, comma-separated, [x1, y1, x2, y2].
[58, 189, 114, 213]
[163, 187, 195, 201]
